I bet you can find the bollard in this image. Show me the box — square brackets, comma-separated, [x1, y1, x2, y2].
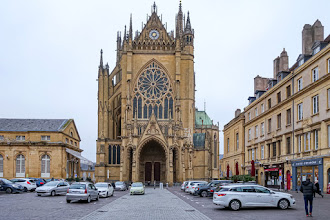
[166, 183, 168, 188]
[160, 182, 163, 189]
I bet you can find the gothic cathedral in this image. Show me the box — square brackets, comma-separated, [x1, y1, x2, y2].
[95, 3, 219, 184]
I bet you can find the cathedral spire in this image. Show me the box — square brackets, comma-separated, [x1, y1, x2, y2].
[123, 25, 127, 43]
[129, 14, 133, 40]
[185, 11, 191, 31]
[176, 1, 183, 39]
[152, 2, 157, 14]
[99, 49, 103, 68]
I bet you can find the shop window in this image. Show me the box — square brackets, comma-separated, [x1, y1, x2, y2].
[41, 155, 50, 178]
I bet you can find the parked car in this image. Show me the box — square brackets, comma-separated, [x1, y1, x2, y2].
[115, 181, 127, 191]
[185, 181, 207, 193]
[181, 181, 188, 190]
[30, 178, 47, 187]
[130, 182, 145, 195]
[192, 182, 207, 195]
[213, 184, 295, 211]
[66, 182, 99, 203]
[95, 182, 114, 198]
[10, 178, 37, 192]
[0, 178, 24, 193]
[208, 180, 233, 197]
[36, 181, 70, 196]
[196, 180, 222, 197]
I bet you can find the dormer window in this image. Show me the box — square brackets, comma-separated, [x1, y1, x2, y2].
[70, 132, 73, 137]
[313, 46, 320, 55]
[298, 59, 304, 67]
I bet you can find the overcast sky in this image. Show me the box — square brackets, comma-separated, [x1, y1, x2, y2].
[1, 0, 329, 161]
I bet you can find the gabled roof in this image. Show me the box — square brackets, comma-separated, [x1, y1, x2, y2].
[0, 119, 70, 132]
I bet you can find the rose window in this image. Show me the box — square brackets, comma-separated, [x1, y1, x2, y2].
[137, 64, 169, 100]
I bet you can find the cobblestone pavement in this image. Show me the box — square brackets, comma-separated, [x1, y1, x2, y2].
[80, 187, 211, 220]
[0, 189, 128, 220]
[168, 187, 330, 220]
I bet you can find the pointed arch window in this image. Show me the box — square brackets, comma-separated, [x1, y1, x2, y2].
[116, 146, 120, 164]
[16, 154, 25, 177]
[133, 97, 137, 118]
[143, 104, 148, 119]
[138, 97, 142, 118]
[148, 105, 152, 117]
[113, 146, 117, 164]
[41, 155, 50, 178]
[159, 104, 163, 119]
[154, 105, 158, 118]
[164, 97, 168, 119]
[169, 97, 173, 119]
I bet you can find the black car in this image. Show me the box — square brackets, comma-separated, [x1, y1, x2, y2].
[197, 180, 233, 197]
[0, 178, 24, 193]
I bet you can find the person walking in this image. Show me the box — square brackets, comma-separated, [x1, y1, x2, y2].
[300, 178, 317, 217]
[314, 180, 324, 198]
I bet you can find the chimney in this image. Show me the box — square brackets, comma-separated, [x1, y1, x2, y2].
[302, 20, 324, 55]
[279, 48, 289, 72]
[273, 56, 280, 78]
[254, 75, 269, 93]
[235, 109, 241, 118]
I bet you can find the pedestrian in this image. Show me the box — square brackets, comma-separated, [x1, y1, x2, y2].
[300, 178, 317, 217]
[314, 180, 323, 198]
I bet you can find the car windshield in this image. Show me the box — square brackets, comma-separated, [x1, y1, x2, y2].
[1, 179, 13, 184]
[132, 183, 143, 187]
[220, 188, 230, 192]
[70, 184, 86, 189]
[95, 183, 108, 188]
[115, 182, 123, 185]
[44, 182, 59, 186]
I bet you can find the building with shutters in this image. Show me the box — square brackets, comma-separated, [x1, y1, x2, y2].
[0, 119, 83, 179]
[95, 2, 219, 184]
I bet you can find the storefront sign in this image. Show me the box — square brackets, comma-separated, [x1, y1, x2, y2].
[265, 168, 279, 172]
[292, 158, 323, 167]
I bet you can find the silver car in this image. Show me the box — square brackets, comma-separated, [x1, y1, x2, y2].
[115, 181, 127, 191]
[66, 182, 99, 203]
[36, 181, 69, 196]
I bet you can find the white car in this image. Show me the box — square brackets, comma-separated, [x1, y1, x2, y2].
[213, 184, 296, 211]
[181, 181, 188, 190]
[10, 178, 37, 192]
[95, 182, 114, 198]
[186, 181, 207, 194]
[130, 182, 145, 195]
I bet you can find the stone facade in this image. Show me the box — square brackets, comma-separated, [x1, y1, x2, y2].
[95, 3, 219, 184]
[0, 119, 82, 179]
[222, 20, 330, 192]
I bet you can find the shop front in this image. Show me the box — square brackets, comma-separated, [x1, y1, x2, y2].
[264, 163, 284, 189]
[292, 158, 323, 192]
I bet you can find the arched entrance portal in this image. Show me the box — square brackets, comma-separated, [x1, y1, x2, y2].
[139, 140, 166, 184]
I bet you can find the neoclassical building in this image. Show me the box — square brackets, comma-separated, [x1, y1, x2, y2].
[95, 3, 219, 184]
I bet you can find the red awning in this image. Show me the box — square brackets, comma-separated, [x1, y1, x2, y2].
[265, 168, 279, 172]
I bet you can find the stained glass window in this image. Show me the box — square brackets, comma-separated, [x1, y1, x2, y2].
[143, 104, 148, 118]
[148, 105, 152, 118]
[164, 98, 168, 119]
[138, 97, 142, 118]
[159, 105, 163, 119]
[133, 97, 137, 118]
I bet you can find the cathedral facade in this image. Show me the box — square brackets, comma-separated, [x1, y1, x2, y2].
[95, 3, 219, 184]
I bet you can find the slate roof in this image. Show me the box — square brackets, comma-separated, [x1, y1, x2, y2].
[0, 119, 70, 132]
[193, 133, 205, 149]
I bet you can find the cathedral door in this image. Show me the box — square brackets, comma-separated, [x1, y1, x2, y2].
[154, 162, 160, 181]
[145, 162, 152, 182]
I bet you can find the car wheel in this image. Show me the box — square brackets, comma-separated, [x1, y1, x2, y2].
[6, 188, 12, 194]
[106, 192, 109, 197]
[23, 187, 28, 192]
[278, 199, 289, 210]
[66, 200, 71, 203]
[201, 191, 207, 197]
[229, 200, 241, 211]
[51, 190, 56, 197]
[87, 196, 91, 203]
[111, 191, 114, 196]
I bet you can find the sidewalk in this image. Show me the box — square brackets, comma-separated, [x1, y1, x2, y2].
[80, 188, 210, 220]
